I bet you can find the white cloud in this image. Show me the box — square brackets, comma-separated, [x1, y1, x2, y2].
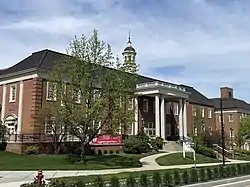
[1, 0, 250, 101]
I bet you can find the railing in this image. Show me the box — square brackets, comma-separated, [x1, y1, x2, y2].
[213, 144, 234, 159]
[136, 81, 186, 92]
[4, 133, 81, 143]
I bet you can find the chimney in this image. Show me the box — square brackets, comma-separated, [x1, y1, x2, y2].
[220, 87, 233, 99]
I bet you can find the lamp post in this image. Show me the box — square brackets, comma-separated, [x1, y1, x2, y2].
[220, 98, 226, 166]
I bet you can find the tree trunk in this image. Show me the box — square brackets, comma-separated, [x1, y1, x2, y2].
[80, 143, 86, 163]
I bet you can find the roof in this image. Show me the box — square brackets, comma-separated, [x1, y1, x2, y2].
[0, 49, 213, 107]
[123, 46, 136, 52]
[210, 98, 250, 111]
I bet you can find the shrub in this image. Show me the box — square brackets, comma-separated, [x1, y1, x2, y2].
[173, 170, 181, 186]
[190, 169, 198, 183]
[194, 144, 216, 158]
[110, 176, 120, 187]
[126, 174, 136, 187]
[152, 172, 161, 187]
[213, 167, 219, 179]
[230, 165, 237, 177]
[182, 170, 189, 184]
[200, 168, 207, 182]
[103, 150, 108, 154]
[219, 167, 226, 178]
[237, 164, 243, 175]
[151, 137, 164, 151]
[123, 134, 150, 154]
[206, 168, 213, 180]
[163, 171, 173, 187]
[139, 173, 148, 187]
[242, 164, 248, 175]
[94, 176, 104, 187]
[24, 146, 39, 155]
[109, 150, 114, 154]
[0, 141, 7, 151]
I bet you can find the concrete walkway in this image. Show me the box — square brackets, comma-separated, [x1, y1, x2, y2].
[1, 152, 250, 187]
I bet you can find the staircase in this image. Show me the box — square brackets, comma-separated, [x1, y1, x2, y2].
[213, 144, 235, 159]
[162, 141, 183, 152]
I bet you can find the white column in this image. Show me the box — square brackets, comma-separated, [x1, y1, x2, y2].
[1, 84, 7, 122]
[183, 99, 188, 138]
[134, 97, 138, 135]
[160, 96, 165, 139]
[155, 95, 160, 137]
[17, 81, 24, 133]
[179, 99, 183, 139]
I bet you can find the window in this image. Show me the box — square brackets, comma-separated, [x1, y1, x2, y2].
[201, 125, 205, 132]
[229, 114, 234, 122]
[194, 127, 198, 136]
[127, 98, 133, 111]
[201, 108, 205, 118]
[230, 128, 234, 138]
[46, 82, 57, 101]
[93, 121, 101, 134]
[73, 88, 81, 104]
[9, 85, 16, 102]
[208, 126, 213, 135]
[208, 109, 212, 118]
[144, 122, 155, 136]
[173, 103, 178, 115]
[192, 106, 197, 116]
[165, 102, 170, 114]
[143, 99, 149, 112]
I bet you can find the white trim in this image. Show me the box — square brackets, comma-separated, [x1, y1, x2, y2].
[9, 84, 17, 103]
[228, 114, 234, 122]
[0, 74, 38, 85]
[17, 81, 24, 133]
[215, 110, 238, 114]
[208, 108, 212, 118]
[1, 85, 6, 121]
[46, 81, 57, 101]
[134, 97, 138, 135]
[135, 90, 160, 95]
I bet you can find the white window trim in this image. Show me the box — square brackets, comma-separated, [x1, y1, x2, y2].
[201, 108, 205, 118]
[230, 129, 234, 138]
[219, 115, 224, 122]
[74, 89, 81, 104]
[208, 109, 212, 119]
[229, 114, 234, 123]
[46, 82, 57, 101]
[9, 84, 17, 103]
[143, 99, 149, 112]
[192, 106, 197, 116]
[174, 103, 178, 115]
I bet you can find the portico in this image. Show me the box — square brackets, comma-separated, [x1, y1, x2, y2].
[134, 81, 190, 140]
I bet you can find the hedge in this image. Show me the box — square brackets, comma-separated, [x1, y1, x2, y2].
[21, 163, 250, 187]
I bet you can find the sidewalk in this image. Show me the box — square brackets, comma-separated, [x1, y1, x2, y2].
[1, 152, 250, 187]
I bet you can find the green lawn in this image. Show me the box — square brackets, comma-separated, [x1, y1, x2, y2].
[0, 151, 147, 170]
[235, 154, 250, 161]
[155, 152, 220, 166]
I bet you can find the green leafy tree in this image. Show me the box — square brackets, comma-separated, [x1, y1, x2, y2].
[238, 116, 250, 150]
[42, 30, 139, 161]
[192, 107, 205, 145]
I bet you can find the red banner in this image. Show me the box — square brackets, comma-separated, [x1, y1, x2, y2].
[90, 134, 122, 145]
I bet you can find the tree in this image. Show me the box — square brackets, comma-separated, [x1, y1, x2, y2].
[238, 116, 250, 150]
[192, 107, 205, 145]
[43, 30, 139, 161]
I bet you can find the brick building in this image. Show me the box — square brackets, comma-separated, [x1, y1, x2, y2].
[0, 38, 216, 153]
[211, 87, 250, 150]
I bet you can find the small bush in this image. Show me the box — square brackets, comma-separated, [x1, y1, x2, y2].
[139, 173, 148, 187]
[237, 164, 243, 175]
[152, 172, 161, 187]
[213, 167, 219, 179]
[182, 170, 189, 184]
[123, 134, 151, 154]
[109, 150, 114, 154]
[230, 165, 237, 177]
[173, 170, 181, 186]
[163, 172, 173, 187]
[194, 145, 216, 158]
[219, 167, 226, 178]
[151, 137, 164, 151]
[190, 169, 198, 183]
[200, 168, 207, 182]
[24, 146, 39, 155]
[206, 168, 213, 180]
[126, 174, 136, 187]
[0, 141, 7, 151]
[103, 150, 108, 154]
[94, 176, 104, 187]
[110, 176, 120, 187]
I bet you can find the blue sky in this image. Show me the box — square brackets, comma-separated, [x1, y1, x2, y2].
[1, 0, 250, 101]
